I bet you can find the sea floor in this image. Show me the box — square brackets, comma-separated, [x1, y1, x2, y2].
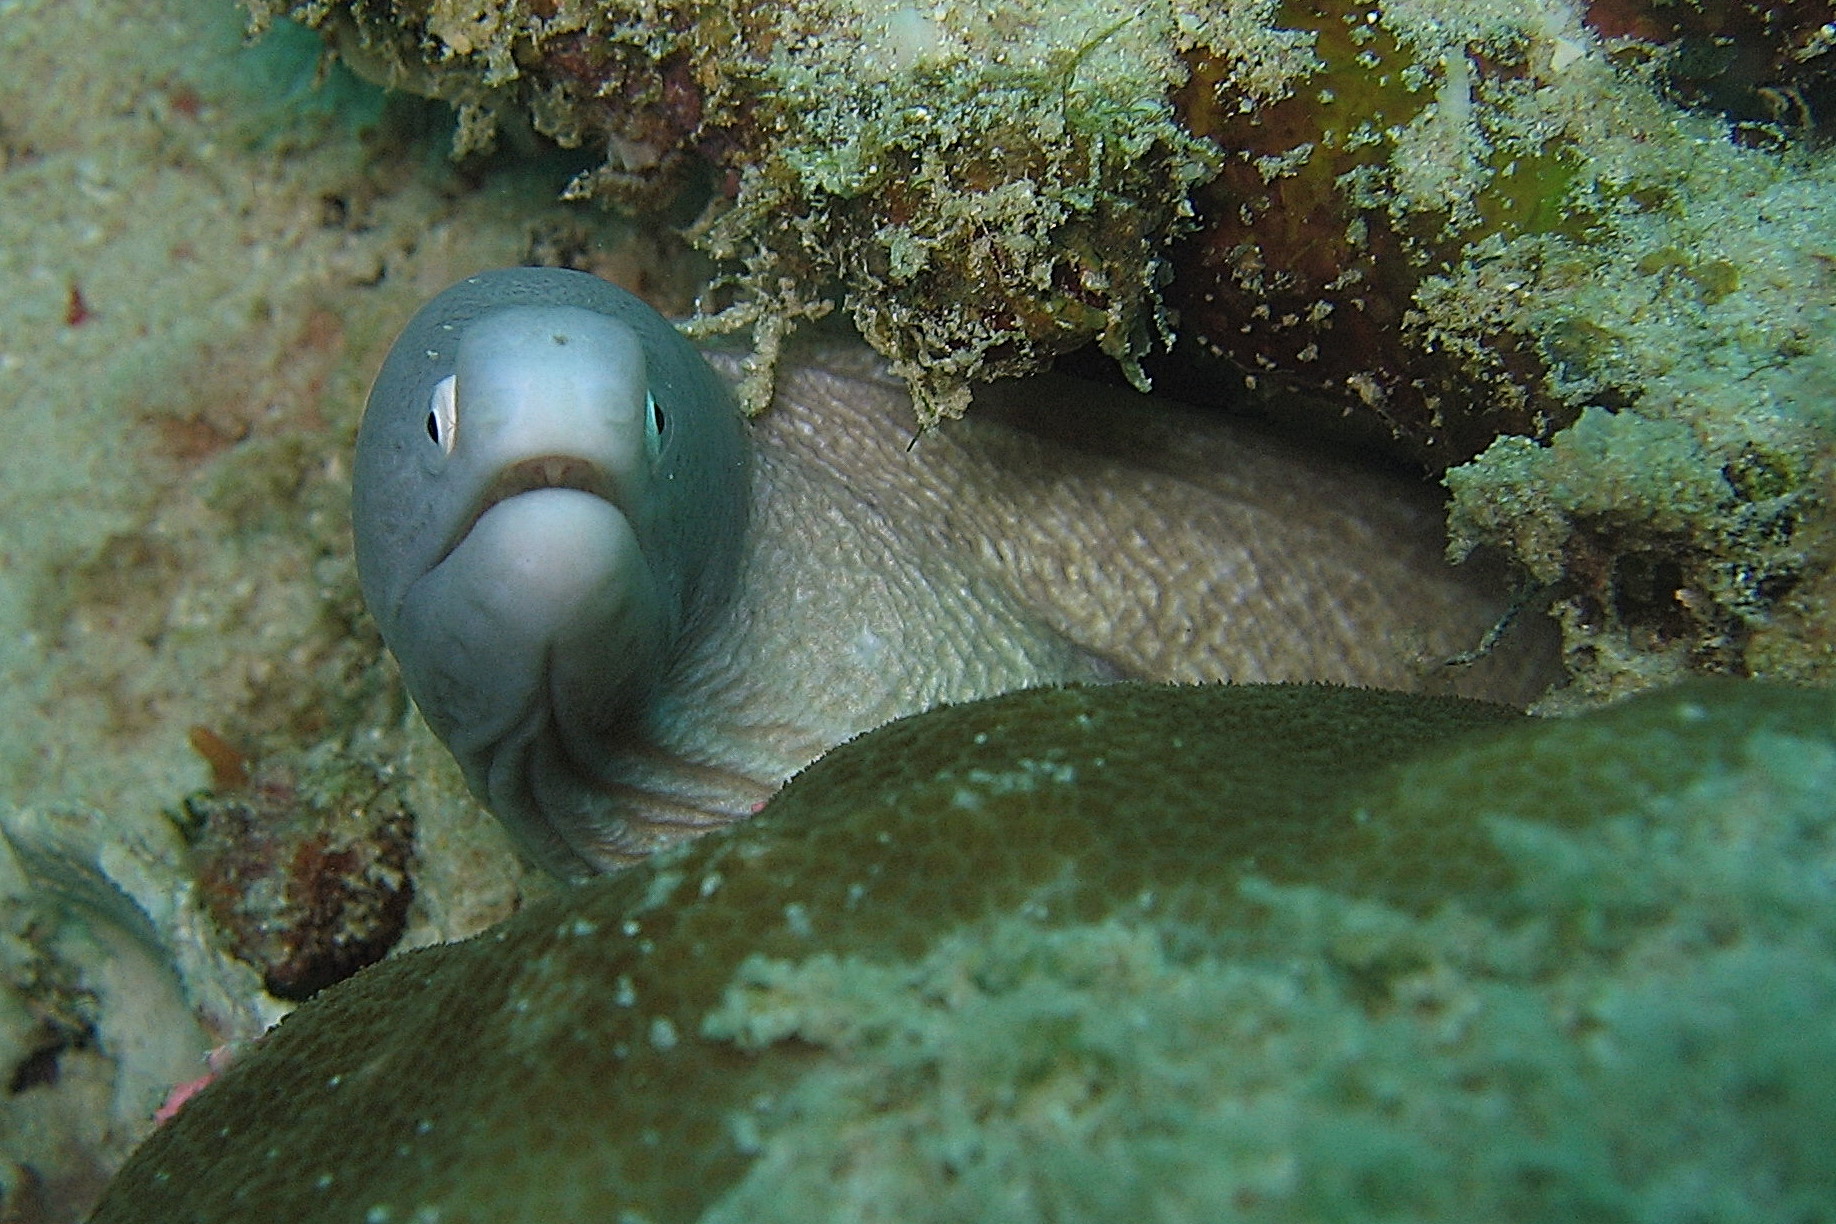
[0, 0, 678, 1214]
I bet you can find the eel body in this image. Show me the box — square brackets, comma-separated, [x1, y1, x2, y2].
[354, 268, 1550, 876]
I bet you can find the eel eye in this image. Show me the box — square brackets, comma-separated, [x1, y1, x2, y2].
[427, 375, 458, 455]
[645, 391, 666, 461]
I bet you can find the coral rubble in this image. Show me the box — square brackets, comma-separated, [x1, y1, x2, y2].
[180, 742, 416, 1002]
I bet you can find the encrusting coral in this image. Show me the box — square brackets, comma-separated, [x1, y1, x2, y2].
[88, 677, 1836, 1223]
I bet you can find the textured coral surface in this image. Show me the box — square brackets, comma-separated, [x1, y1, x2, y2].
[91, 679, 1836, 1224]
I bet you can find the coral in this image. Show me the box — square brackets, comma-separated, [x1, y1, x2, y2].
[246, 0, 1831, 445]
[87, 677, 1836, 1223]
[1448, 404, 1834, 701]
[178, 741, 416, 1001]
[1106, 0, 1836, 697]
[1172, 0, 1601, 462]
[1169, 0, 1836, 470]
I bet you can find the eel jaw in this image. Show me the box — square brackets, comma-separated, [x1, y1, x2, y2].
[437, 455, 624, 572]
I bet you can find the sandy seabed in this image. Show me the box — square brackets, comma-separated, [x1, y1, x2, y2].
[0, 0, 665, 1213]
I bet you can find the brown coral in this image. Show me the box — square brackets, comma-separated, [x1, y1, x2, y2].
[88, 678, 1836, 1223]
[181, 744, 415, 1001]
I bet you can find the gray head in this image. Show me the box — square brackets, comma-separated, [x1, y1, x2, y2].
[352, 268, 747, 876]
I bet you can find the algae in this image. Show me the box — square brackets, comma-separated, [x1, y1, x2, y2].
[1448, 403, 1830, 702]
[254, 0, 1267, 420]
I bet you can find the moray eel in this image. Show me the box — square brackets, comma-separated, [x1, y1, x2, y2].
[354, 269, 747, 877]
[354, 267, 1552, 878]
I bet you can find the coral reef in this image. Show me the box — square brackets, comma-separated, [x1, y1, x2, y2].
[1448, 404, 1836, 701]
[1166, 0, 1836, 696]
[248, 0, 1836, 698]
[88, 677, 1836, 1223]
[2, 0, 1832, 1212]
[1173, 0, 1833, 466]
[241, 0, 1831, 439]
[0, 0, 586, 1212]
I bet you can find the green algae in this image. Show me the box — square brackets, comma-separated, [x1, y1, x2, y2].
[228, 16, 392, 148]
[87, 678, 1836, 1223]
[1447, 406, 1735, 585]
[1446, 405, 1824, 699]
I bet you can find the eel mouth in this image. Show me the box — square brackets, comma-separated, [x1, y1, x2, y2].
[437, 454, 622, 569]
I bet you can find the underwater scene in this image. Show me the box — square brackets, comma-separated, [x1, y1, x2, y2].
[0, 0, 1831, 1219]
